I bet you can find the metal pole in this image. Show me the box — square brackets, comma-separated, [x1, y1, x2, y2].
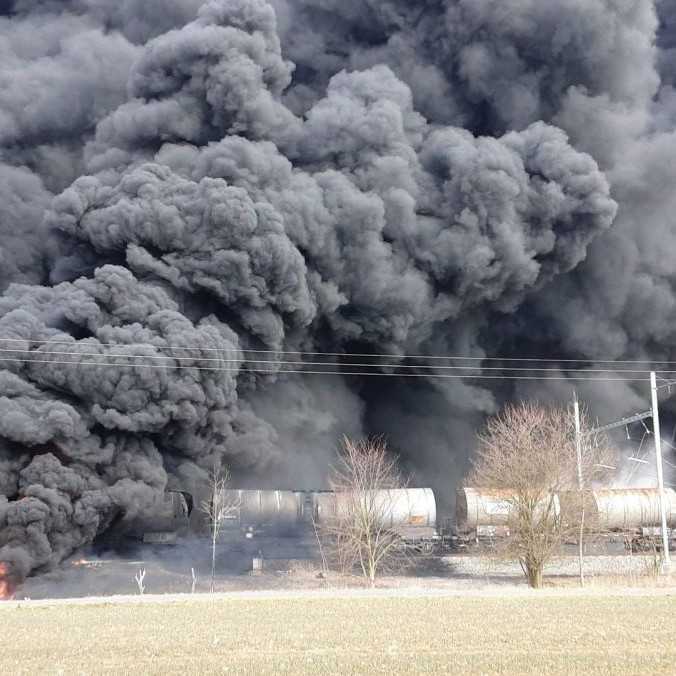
[650, 371, 671, 571]
[573, 396, 585, 586]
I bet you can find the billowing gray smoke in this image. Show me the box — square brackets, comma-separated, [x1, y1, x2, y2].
[0, 0, 673, 581]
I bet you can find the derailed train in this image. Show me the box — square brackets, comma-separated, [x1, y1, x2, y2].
[122, 485, 676, 551]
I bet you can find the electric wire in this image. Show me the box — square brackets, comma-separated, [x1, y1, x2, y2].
[4, 339, 676, 459]
[0, 345, 670, 375]
[0, 355, 653, 381]
[2, 336, 676, 365]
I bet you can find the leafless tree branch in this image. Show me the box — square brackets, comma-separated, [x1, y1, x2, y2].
[321, 437, 410, 586]
[201, 464, 239, 593]
[468, 402, 615, 588]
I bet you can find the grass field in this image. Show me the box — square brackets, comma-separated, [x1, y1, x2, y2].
[2, 591, 675, 674]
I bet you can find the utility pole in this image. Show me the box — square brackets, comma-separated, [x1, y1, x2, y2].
[649, 371, 671, 571]
[573, 395, 585, 586]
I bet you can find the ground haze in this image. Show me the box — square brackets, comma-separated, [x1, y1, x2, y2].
[2, 590, 675, 674]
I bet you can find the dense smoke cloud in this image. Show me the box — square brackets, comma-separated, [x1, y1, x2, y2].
[0, 0, 673, 581]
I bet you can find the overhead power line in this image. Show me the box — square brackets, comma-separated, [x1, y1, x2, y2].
[0, 346, 670, 375]
[1, 336, 676, 366]
[0, 355, 652, 382]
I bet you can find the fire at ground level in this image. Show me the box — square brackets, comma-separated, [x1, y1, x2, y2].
[0, 561, 15, 599]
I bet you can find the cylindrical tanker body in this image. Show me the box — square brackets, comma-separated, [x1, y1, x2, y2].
[589, 488, 676, 531]
[214, 487, 437, 541]
[313, 488, 437, 539]
[221, 489, 305, 534]
[456, 487, 560, 532]
[313, 491, 338, 523]
[124, 490, 192, 544]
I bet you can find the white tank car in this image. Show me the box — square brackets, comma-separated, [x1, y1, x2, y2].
[456, 487, 560, 535]
[456, 486, 676, 550]
[313, 488, 437, 535]
[588, 488, 676, 531]
[217, 487, 438, 543]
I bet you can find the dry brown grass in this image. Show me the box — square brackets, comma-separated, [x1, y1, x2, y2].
[2, 592, 675, 674]
[547, 572, 676, 589]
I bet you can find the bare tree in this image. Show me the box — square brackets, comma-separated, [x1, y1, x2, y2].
[201, 465, 239, 593]
[468, 402, 614, 588]
[134, 568, 146, 595]
[322, 437, 408, 587]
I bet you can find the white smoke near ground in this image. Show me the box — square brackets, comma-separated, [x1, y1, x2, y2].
[0, 0, 674, 582]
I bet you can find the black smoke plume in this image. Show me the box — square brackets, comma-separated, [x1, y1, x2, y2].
[0, 0, 673, 580]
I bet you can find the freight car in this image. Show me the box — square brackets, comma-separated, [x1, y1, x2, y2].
[452, 487, 561, 547]
[454, 486, 676, 551]
[127, 484, 676, 554]
[585, 488, 676, 551]
[127, 487, 438, 548]
[218, 489, 306, 535]
[121, 490, 192, 545]
[217, 488, 439, 551]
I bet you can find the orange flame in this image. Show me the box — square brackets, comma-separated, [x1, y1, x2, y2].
[0, 562, 15, 601]
[71, 558, 103, 568]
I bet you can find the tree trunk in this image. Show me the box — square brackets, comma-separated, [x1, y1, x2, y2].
[578, 502, 585, 587]
[526, 563, 543, 589]
[210, 531, 216, 593]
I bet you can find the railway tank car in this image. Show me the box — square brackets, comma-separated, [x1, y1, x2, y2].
[454, 487, 560, 544]
[220, 489, 307, 535]
[313, 488, 438, 545]
[584, 488, 676, 550]
[216, 487, 439, 547]
[587, 488, 676, 531]
[115, 490, 193, 545]
[456, 486, 676, 550]
[127, 484, 676, 554]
